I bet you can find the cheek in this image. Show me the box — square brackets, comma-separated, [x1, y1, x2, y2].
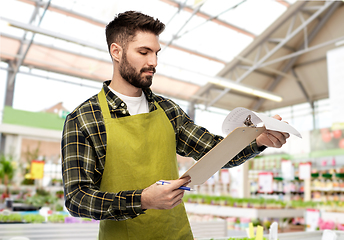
[127, 57, 144, 70]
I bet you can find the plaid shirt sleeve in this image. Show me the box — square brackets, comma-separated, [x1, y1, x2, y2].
[61, 99, 145, 221]
[156, 96, 265, 166]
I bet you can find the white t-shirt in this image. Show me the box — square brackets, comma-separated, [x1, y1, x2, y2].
[108, 87, 149, 115]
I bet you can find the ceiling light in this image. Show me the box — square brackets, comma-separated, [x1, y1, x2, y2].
[0, 19, 9, 28]
[209, 78, 283, 102]
[335, 39, 344, 47]
[157, 63, 283, 102]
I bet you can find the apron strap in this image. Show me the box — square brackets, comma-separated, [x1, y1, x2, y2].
[98, 88, 162, 119]
[98, 88, 111, 119]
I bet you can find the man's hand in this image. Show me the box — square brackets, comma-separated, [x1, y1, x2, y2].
[256, 114, 290, 148]
[141, 177, 191, 210]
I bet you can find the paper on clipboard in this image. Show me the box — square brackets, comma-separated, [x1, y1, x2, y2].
[180, 126, 265, 186]
[222, 107, 302, 138]
[180, 107, 302, 186]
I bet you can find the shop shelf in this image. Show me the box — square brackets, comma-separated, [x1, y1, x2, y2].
[185, 203, 304, 218]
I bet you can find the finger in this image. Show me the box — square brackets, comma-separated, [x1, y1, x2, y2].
[171, 198, 183, 209]
[181, 178, 192, 187]
[171, 177, 191, 189]
[180, 176, 191, 184]
[269, 130, 289, 140]
[272, 131, 288, 144]
[268, 130, 288, 143]
[172, 190, 185, 202]
[272, 114, 282, 121]
[167, 190, 184, 207]
[266, 132, 283, 148]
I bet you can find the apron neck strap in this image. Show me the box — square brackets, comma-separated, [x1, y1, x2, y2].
[98, 88, 111, 119]
[98, 88, 161, 118]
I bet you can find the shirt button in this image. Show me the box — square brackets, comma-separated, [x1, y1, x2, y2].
[121, 103, 125, 107]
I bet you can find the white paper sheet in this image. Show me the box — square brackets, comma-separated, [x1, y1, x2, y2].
[222, 107, 302, 138]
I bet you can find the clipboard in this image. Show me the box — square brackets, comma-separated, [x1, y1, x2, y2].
[180, 126, 266, 186]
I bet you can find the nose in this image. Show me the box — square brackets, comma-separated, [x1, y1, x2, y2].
[148, 54, 158, 68]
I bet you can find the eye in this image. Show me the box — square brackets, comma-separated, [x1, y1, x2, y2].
[140, 52, 148, 55]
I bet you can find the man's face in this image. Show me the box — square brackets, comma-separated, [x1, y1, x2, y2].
[119, 31, 161, 89]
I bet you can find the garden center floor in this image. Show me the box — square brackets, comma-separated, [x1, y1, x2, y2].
[1, 223, 344, 240]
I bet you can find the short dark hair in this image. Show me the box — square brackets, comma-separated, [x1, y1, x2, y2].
[105, 11, 165, 52]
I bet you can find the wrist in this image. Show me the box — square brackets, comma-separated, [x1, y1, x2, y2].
[140, 188, 149, 210]
[254, 139, 267, 152]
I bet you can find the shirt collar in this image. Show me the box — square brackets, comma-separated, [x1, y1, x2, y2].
[102, 80, 155, 111]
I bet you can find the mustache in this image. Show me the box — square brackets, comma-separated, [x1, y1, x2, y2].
[141, 67, 156, 74]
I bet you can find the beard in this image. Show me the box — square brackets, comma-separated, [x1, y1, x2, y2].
[119, 51, 155, 89]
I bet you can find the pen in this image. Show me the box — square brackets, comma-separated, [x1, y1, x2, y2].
[156, 180, 193, 191]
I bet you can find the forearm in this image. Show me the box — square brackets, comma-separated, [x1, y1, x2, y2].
[62, 116, 145, 221]
[64, 184, 145, 220]
[62, 146, 146, 220]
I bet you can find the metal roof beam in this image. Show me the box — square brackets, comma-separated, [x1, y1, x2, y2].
[162, 3, 202, 53]
[8, 1, 51, 87]
[259, 35, 344, 68]
[237, 65, 275, 79]
[234, 1, 333, 84]
[5, 1, 42, 107]
[159, 0, 256, 38]
[17, 0, 107, 27]
[276, 0, 290, 8]
[252, 1, 341, 111]
[1, 32, 111, 64]
[209, 1, 333, 108]
[291, 68, 313, 108]
[268, 38, 296, 52]
[1, 16, 107, 52]
[17, 0, 225, 64]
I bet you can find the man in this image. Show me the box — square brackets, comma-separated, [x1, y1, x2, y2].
[61, 11, 289, 240]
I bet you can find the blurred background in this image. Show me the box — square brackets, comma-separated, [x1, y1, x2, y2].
[1, 0, 344, 239]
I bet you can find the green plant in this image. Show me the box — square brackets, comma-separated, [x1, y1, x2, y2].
[25, 190, 58, 209]
[21, 142, 41, 185]
[48, 214, 66, 223]
[0, 154, 15, 186]
[54, 203, 64, 212]
[23, 214, 45, 223]
[0, 213, 23, 223]
[56, 190, 64, 198]
[21, 178, 35, 185]
[226, 238, 268, 240]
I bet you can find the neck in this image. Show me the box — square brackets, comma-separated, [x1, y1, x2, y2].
[109, 71, 142, 97]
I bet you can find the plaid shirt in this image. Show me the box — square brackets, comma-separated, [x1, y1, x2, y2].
[61, 81, 264, 221]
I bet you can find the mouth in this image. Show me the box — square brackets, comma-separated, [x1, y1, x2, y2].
[144, 71, 154, 75]
[141, 68, 156, 76]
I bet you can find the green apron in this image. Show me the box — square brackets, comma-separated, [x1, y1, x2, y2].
[97, 89, 193, 240]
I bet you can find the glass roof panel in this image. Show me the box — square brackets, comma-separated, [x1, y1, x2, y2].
[0, 1, 36, 38]
[172, 20, 253, 63]
[1, 0, 298, 112]
[1, 1, 36, 23]
[38, 11, 105, 45]
[217, 0, 287, 35]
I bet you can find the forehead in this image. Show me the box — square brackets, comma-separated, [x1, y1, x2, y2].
[128, 31, 161, 51]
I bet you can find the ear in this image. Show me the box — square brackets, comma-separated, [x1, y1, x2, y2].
[110, 43, 122, 62]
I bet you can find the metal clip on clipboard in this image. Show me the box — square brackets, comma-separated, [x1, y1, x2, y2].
[243, 115, 257, 128]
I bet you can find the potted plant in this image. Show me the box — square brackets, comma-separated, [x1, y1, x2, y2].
[56, 190, 64, 199]
[0, 154, 15, 199]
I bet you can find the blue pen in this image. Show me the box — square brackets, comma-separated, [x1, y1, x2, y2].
[156, 180, 193, 191]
